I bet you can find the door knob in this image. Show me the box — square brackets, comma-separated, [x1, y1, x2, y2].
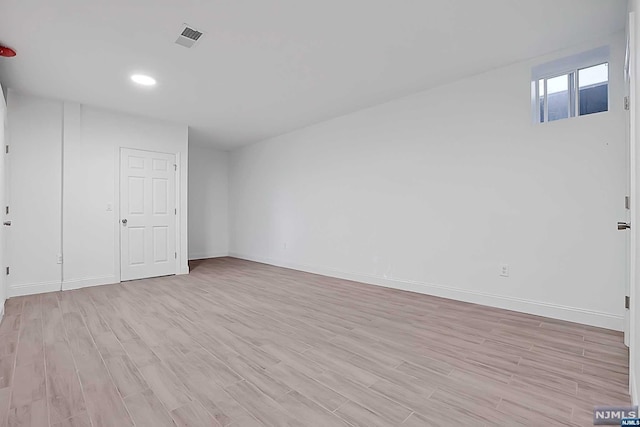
[3, 221, 10, 226]
[121, 219, 128, 225]
[618, 221, 631, 230]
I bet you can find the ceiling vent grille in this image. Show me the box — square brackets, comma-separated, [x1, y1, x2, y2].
[176, 24, 204, 48]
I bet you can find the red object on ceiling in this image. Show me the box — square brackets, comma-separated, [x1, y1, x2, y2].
[0, 46, 16, 57]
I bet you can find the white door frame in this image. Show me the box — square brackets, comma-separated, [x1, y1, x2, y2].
[627, 12, 635, 349]
[628, 10, 638, 402]
[115, 147, 181, 282]
[0, 87, 6, 317]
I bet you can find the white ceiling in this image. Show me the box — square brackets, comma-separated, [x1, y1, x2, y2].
[0, 0, 628, 149]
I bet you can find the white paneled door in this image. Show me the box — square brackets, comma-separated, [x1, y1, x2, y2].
[120, 148, 177, 281]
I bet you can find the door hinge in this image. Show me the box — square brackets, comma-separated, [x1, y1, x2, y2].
[626, 295, 630, 309]
[174, 208, 177, 215]
[174, 252, 177, 259]
[626, 196, 631, 210]
[4, 145, 8, 154]
[5, 206, 8, 215]
[174, 164, 177, 171]
[5, 267, 9, 275]
[625, 96, 630, 111]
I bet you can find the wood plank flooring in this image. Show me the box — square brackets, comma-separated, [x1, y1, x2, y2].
[0, 257, 629, 426]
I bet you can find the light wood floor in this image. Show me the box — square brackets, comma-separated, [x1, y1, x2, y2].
[0, 257, 629, 426]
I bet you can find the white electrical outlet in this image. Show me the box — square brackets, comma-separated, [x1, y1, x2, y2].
[57, 254, 63, 264]
[500, 264, 509, 277]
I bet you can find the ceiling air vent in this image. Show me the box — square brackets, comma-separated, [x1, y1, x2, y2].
[175, 24, 204, 49]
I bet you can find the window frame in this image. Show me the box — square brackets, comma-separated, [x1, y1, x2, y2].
[531, 46, 610, 124]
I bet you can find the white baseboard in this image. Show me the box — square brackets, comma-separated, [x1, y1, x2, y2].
[62, 275, 117, 291]
[189, 252, 228, 261]
[229, 252, 624, 331]
[8, 281, 61, 297]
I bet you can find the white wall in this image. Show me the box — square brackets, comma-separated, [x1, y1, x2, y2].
[188, 141, 229, 260]
[6, 90, 189, 296]
[6, 92, 62, 296]
[229, 32, 627, 330]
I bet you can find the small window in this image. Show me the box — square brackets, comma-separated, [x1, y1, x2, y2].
[546, 73, 571, 122]
[579, 63, 608, 116]
[532, 47, 609, 123]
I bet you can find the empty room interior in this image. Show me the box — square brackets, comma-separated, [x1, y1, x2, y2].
[3, 0, 640, 426]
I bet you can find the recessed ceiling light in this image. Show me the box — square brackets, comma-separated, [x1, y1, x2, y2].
[131, 74, 156, 86]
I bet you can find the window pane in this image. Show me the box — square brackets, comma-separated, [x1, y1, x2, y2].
[579, 63, 608, 115]
[538, 79, 545, 123]
[547, 74, 569, 121]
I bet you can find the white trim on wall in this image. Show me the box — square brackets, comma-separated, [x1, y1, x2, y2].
[188, 253, 229, 261]
[62, 275, 117, 291]
[113, 143, 121, 285]
[175, 151, 181, 275]
[229, 252, 624, 331]
[8, 281, 61, 298]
